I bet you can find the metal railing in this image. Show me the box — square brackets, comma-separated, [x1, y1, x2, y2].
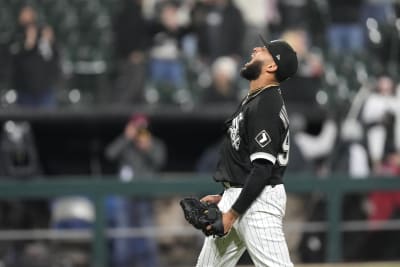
[1, 174, 400, 267]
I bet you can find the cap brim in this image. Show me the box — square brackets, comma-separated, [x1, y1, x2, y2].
[259, 34, 277, 65]
[258, 34, 274, 57]
[258, 34, 269, 48]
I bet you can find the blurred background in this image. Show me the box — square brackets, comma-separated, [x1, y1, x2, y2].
[1, 0, 400, 266]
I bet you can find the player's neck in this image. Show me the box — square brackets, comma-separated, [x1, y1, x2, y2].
[248, 79, 279, 95]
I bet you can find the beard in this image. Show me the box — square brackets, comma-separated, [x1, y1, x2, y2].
[240, 60, 263, 81]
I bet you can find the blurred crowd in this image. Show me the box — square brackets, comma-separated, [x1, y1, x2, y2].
[1, 0, 400, 266]
[0, 0, 398, 110]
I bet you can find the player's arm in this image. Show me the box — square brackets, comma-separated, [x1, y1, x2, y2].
[230, 158, 273, 215]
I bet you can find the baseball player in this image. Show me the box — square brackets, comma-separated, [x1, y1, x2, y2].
[196, 36, 298, 267]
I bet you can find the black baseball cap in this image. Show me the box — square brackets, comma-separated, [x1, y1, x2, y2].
[259, 35, 298, 82]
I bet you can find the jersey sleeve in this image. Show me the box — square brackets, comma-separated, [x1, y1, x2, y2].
[246, 100, 284, 165]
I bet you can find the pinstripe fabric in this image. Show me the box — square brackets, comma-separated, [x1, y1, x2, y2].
[196, 185, 293, 267]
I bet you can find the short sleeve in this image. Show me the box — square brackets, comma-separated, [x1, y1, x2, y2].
[246, 100, 283, 165]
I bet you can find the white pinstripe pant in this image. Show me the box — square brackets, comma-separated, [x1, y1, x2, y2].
[196, 185, 293, 267]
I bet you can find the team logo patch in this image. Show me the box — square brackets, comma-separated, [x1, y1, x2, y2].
[255, 130, 271, 148]
[229, 112, 243, 150]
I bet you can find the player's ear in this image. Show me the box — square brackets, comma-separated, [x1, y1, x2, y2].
[265, 63, 278, 73]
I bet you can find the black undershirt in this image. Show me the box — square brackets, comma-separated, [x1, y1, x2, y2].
[231, 159, 274, 215]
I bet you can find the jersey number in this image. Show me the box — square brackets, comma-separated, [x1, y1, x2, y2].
[277, 131, 289, 166]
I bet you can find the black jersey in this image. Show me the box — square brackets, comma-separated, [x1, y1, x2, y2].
[213, 86, 289, 185]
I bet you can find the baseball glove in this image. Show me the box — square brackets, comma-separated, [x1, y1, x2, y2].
[180, 197, 225, 237]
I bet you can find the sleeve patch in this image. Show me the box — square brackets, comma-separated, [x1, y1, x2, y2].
[255, 130, 271, 148]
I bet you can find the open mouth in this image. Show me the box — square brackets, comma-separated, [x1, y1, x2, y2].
[245, 53, 255, 66]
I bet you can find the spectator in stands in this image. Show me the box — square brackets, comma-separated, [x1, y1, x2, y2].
[148, 1, 191, 105]
[190, 0, 245, 63]
[200, 56, 239, 104]
[10, 5, 60, 108]
[361, 75, 399, 172]
[0, 120, 41, 178]
[326, 0, 365, 54]
[105, 114, 166, 267]
[0, 120, 51, 267]
[328, 76, 399, 179]
[112, 0, 150, 104]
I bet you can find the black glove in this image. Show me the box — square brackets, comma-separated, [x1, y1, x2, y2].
[180, 197, 225, 237]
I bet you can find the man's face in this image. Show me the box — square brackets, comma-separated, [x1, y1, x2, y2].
[240, 47, 275, 81]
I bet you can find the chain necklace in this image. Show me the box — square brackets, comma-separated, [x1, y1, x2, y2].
[243, 83, 279, 104]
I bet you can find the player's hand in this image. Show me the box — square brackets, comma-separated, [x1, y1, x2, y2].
[222, 209, 239, 234]
[200, 194, 222, 204]
[204, 208, 237, 236]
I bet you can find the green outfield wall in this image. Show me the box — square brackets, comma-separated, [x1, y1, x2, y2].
[1, 174, 400, 267]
